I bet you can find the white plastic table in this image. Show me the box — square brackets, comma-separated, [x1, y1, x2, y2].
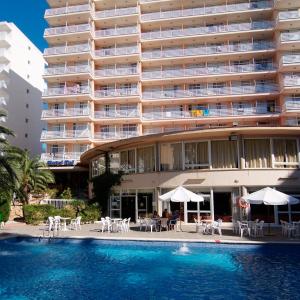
[60, 217, 71, 231]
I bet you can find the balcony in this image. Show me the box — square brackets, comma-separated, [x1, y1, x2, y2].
[95, 66, 138, 78]
[41, 152, 83, 165]
[95, 26, 138, 38]
[44, 43, 91, 56]
[44, 23, 90, 36]
[41, 108, 90, 118]
[94, 87, 139, 98]
[285, 118, 300, 126]
[142, 63, 276, 80]
[141, 1, 272, 21]
[143, 83, 278, 99]
[94, 130, 139, 140]
[278, 10, 300, 20]
[283, 75, 300, 86]
[141, 21, 273, 40]
[94, 109, 139, 119]
[142, 106, 280, 120]
[41, 130, 91, 140]
[94, 6, 138, 19]
[45, 4, 90, 17]
[281, 31, 300, 42]
[43, 84, 90, 97]
[95, 45, 139, 57]
[281, 54, 300, 65]
[142, 41, 274, 60]
[44, 63, 91, 76]
[284, 97, 300, 111]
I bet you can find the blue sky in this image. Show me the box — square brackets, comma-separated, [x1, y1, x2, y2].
[0, 1, 48, 51]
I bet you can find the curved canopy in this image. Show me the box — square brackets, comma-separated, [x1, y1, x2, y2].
[242, 187, 299, 206]
[159, 186, 204, 203]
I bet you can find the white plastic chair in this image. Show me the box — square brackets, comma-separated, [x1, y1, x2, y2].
[125, 217, 131, 232]
[43, 217, 54, 237]
[53, 216, 61, 231]
[70, 216, 82, 230]
[255, 220, 264, 237]
[211, 219, 222, 236]
[237, 221, 250, 238]
[160, 218, 169, 231]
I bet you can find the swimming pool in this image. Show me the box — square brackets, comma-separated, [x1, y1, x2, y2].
[0, 238, 299, 300]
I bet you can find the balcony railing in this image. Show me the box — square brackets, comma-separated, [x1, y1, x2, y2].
[281, 54, 300, 65]
[281, 31, 300, 42]
[95, 45, 139, 57]
[44, 23, 90, 36]
[143, 84, 278, 99]
[142, 106, 280, 120]
[283, 75, 300, 86]
[278, 10, 300, 20]
[42, 108, 90, 118]
[41, 152, 83, 163]
[95, 26, 138, 38]
[284, 98, 300, 110]
[41, 130, 91, 139]
[43, 85, 90, 96]
[141, 1, 272, 21]
[45, 4, 90, 17]
[94, 131, 139, 139]
[285, 118, 300, 126]
[142, 21, 273, 40]
[143, 63, 276, 79]
[94, 88, 139, 98]
[142, 41, 274, 60]
[95, 66, 138, 77]
[94, 109, 139, 119]
[45, 64, 91, 76]
[94, 7, 138, 19]
[44, 43, 91, 56]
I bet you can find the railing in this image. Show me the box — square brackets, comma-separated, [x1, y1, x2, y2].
[41, 130, 91, 139]
[94, 109, 139, 119]
[40, 199, 75, 209]
[43, 85, 90, 96]
[94, 88, 139, 98]
[278, 10, 300, 20]
[94, 6, 138, 19]
[284, 98, 300, 110]
[45, 64, 91, 76]
[44, 23, 90, 36]
[281, 54, 300, 65]
[142, 106, 281, 120]
[44, 43, 91, 56]
[95, 45, 139, 57]
[42, 108, 90, 118]
[283, 75, 300, 86]
[95, 26, 138, 37]
[142, 63, 276, 79]
[141, 1, 272, 21]
[95, 67, 138, 77]
[94, 131, 139, 139]
[41, 152, 83, 162]
[142, 21, 274, 40]
[142, 41, 274, 59]
[281, 31, 300, 42]
[285, 118, 300, 126]
[143, 84, 278, 99]
[45, 4, 90, 16]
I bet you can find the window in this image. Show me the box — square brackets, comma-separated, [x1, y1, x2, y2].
[244, 139, 271, 168]
[91, 155, 106, 177]
[137, 146, 155, 173]
[25, 118, 29, 123]
[211, 140, 238, 168]
[26, 104, 29, 108]
[120, 149, 136, 173]
[25, 133, 28, 138]
[160, 143, 182, 171]
[273, 139, 298, 168]
[184, 142, 209, 169]
[26, 89, 30, 94]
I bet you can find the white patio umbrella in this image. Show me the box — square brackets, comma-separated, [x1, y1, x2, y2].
[242, 187, 299, 234]
[159, 186, 204, 230]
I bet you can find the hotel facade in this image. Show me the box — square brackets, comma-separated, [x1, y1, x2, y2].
[43, 0, 300, 223]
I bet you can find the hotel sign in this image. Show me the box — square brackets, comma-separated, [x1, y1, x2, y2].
[47, 160, 75, 166]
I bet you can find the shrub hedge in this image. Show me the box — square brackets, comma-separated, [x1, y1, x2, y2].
[24, 202, 101, 225]
[0, 190, 12, 222]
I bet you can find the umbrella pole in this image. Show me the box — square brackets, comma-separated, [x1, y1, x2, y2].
[180, 202, 183, 232]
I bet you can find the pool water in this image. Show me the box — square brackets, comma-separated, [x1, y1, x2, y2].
[0, 238, 299, 300]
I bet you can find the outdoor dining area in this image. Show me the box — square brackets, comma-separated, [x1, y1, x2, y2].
[96, 217, 131, 233]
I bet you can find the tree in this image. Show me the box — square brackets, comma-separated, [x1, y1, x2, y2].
[16, 150, 55, 205]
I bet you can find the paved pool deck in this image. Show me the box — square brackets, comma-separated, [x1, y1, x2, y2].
[1, 222, 300, 244]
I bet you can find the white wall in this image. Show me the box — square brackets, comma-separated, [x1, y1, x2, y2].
[0, 22, 45, 156]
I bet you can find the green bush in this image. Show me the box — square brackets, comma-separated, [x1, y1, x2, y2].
[0, 190, 12, 222]
[23, 204, 59, 225]
[80, 205, 101, 223]
[60, 187, 72, 199]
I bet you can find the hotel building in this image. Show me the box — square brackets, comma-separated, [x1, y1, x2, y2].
[43, 0, 300, 223]
[0, 22, 45, 156]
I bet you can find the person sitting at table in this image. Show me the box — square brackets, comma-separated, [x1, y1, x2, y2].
[162, 209, 171, 219]
[152, 211, 160, 219]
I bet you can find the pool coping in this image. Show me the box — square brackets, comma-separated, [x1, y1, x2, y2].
[1, 233, 300, 245]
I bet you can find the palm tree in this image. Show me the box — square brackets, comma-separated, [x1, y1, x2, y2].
[16, 150, 55, 205]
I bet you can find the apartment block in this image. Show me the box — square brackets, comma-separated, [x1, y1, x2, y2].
[41, 0, 300, 167]
[0, 22, 45, 156]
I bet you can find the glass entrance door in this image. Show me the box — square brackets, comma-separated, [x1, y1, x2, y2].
[121, 195, 136, 222]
